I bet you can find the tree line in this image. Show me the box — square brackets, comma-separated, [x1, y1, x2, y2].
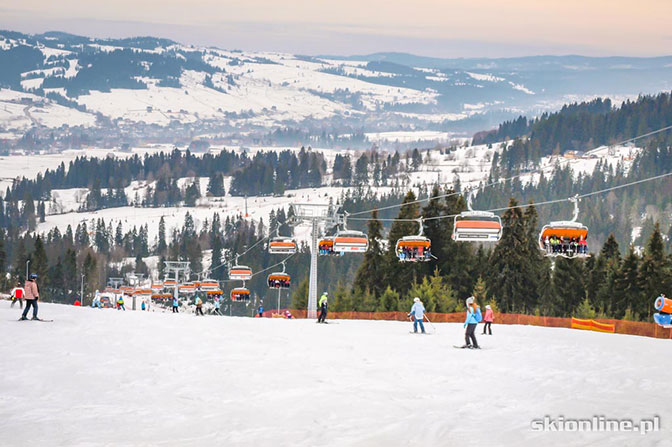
[474, 92, 672, 169]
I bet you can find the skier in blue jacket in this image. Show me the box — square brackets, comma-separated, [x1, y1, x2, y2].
[461, 296, 481, 349]
[408, 297, 426, 334]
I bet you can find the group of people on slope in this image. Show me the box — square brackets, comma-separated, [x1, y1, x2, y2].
[10, 274, 41, 320]
[407, 295, 494, 348]
[397, 246, 431, 262]
[168, 293, 224, 315]
[543, 235, 588, 255]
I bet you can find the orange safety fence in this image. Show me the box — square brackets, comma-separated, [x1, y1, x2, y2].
[262, 309, 672, 339]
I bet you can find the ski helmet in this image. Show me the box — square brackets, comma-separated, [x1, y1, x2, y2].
[465, 296, 474, 305]
[413, 297, 420, 302]
[29, 273, 38, 280]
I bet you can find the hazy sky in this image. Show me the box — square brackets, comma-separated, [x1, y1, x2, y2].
[1, 0, 670, 57]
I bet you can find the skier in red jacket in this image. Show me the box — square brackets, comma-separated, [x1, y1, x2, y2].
[11, 281, 25, 309]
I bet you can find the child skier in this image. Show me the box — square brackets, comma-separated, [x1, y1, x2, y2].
[117, 295, 126, 311]
[408, 297, 426, 334]
[460, 296, 481, 349]
[258, 304, 264, 318]
[172, 296, 179, 313]
[195, 296, 204, 316]
[10, 281, 24, 309]
[213, 295, 221, 315]
[482, 305, 494, 335]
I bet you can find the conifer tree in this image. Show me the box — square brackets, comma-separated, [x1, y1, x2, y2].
[376, 286, 400, 312]
[157, 217, 167, 255]
[32, 236, 48, 286]
[207, 173, 225, 197]
[115, 222, 123, 247]
[353, 209, 385, 298]
[486, 198, 528, 312]
[406, 268, 457, 313]
[354, 153, 369, 185]
[589, 234, 621, 312]
[63, 248, 77, 293]
[210, 234, 224, 280]
[639, 223, 670, 318]
[520, 203, 545, 311]
[614, 246, 643, 319]
[184, 181, 200, 206]
[384, 191, 422, 295]
[291, 277, 309, 310]
[551, 257, 586, 316]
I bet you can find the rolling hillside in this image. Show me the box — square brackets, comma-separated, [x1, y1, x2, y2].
[1, 30, 671, 140]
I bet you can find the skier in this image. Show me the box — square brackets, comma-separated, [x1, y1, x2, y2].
[482, 305, 494, 335]
[258, 304, 264, 318]
[92, 290, 102, 309]
[408, 297, 426, 334]
[317, 292, 328, 323]
[172, 296, 179, 313]
[20, 273, 40, 321]
[213, 295, 222, 315]
[195, 296, 204, 316]
[141, 300, 146, 311]
[10, 281, 24, 309]
[284, 310, 293, 319]
[460, 296, 481, 349]
[117, 294, 126, 311]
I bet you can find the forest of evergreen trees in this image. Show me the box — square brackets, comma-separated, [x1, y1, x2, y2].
[474, 93, 672, 170]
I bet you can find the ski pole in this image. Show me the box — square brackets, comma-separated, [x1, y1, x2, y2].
[424, 314, 437, 333]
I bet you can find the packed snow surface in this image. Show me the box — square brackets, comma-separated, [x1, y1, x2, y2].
[1, 302, 670, 446]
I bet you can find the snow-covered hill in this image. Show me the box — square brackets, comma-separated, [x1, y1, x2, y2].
[3, 140, 637, 248]
[1, 30, 669, 138]
[1, 302, 669, 446]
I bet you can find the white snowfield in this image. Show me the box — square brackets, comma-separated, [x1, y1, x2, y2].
[1, 302, 670, 447]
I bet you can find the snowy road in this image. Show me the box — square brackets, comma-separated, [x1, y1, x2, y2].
[1, 303, 670, 446]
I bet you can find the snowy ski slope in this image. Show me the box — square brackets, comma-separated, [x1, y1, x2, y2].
[0, 302, 669, 446]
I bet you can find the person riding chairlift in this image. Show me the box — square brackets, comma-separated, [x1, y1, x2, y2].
[579, 235, 588, 254]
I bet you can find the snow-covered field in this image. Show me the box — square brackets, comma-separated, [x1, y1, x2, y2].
[1, 302, 670, 446]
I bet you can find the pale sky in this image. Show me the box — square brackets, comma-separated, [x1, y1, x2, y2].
[1, 0, 670, 57]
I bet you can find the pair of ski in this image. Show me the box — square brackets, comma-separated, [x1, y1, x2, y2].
[17, 318, 53, 322]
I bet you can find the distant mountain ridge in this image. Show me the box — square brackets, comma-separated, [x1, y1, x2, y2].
[325, 52, 672, 70]
[0, 29, 671, 143]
